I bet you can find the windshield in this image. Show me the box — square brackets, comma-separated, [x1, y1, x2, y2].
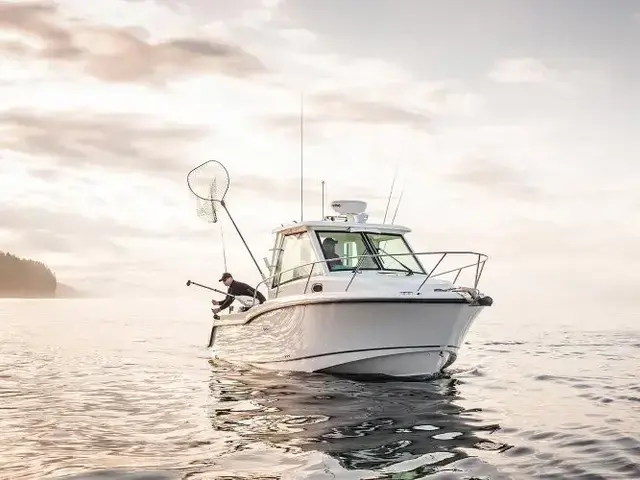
[315, 230, 424, 273]
[364, 232, 425, 274]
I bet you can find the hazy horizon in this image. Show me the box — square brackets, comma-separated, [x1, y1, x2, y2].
[1, 0, 638, 321]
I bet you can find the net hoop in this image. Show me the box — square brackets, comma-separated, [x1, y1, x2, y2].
[186, 160, 230, 202]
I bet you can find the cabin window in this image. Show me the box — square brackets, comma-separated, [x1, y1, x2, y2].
[272, 232, 318, 287]
[315, 231, 378, 271]
[364, 233, 425, 274]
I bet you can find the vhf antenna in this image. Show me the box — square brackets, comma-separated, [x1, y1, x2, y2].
[300, 92, 304, 222]
[321, 180, 325, 218]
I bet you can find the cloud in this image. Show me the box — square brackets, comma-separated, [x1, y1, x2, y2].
[278, 28, 317, 45]
[231, 173, 383, 207]
[3, 0, 631, 302]
[0, 199, 219, 289]
[0, 1, 78, 57]
[0, 203, 174, 249]
[0, 1, 266, 84]
[488, 57, 557, 84]
[262, 0, 285, 8]
[265, 92, 431, 132]
[0, 205, 133, 260]
[0, 109, 208, 173]
[444, 156, 540, 201]
[313, 92, 431, 128]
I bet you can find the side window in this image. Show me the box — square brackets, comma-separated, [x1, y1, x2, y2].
[273, 232, 317, 286]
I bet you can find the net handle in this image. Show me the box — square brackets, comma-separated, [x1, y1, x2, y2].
[186, 160, 230, 202]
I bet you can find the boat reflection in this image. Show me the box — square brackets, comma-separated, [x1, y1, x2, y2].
[206, 360, 512, 476]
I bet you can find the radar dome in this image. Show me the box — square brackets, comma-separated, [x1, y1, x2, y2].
[331, 200, 367, 215]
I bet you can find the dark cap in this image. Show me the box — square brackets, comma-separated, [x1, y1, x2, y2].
[322, 237, 338, 245]
[219, 272, 232, 282]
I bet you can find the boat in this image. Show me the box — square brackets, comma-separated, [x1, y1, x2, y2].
[186, 160, 493, 378]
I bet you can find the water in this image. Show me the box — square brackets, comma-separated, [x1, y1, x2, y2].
[0, 298, 638, 479]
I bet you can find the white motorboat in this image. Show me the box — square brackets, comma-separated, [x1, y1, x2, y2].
[186, 160, 493, 378]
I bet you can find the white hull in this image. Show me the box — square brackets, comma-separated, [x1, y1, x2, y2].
[209, 295, 485, 378]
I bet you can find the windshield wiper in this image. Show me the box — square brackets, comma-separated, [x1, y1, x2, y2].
[377, 246, 413, 276]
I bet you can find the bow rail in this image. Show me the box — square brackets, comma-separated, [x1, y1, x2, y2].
[247, 251, 488, 304]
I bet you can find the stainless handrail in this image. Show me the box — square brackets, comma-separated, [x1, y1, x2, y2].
[248, 251, 488, 304]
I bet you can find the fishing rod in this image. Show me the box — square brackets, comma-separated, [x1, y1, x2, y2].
[390, 185, 405, 224]
[382, 166, 398, 223]
[185, 279, 253, 307]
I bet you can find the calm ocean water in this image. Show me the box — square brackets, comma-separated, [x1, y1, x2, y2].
[0, 298, 638, 479]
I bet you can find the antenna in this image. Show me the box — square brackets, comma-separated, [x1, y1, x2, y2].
[300, 92, 304, 222]
[391, 185, 405, 224]
[321, 180, 325, 218]
[382, 166, 398, 223]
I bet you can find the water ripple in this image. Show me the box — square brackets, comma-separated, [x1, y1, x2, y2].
[0, 299, 639, 479]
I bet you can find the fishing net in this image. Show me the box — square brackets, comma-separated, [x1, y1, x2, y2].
[186, 159, 264, 280]
[195, 182, 220, 223]
[187, 160, 230, 224]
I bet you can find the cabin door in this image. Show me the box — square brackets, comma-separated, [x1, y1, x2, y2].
[270, 231, 319, 297]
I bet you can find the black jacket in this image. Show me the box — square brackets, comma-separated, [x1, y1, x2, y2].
[218, 280, 266, 311]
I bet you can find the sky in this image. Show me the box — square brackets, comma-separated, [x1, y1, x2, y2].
[0, 0, 639, 317]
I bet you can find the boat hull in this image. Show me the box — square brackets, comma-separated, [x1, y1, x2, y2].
[209, 298, 484, 378]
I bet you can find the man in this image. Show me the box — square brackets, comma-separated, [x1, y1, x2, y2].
[321, 237, 343, 268]
[211, 272, 266, 314]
